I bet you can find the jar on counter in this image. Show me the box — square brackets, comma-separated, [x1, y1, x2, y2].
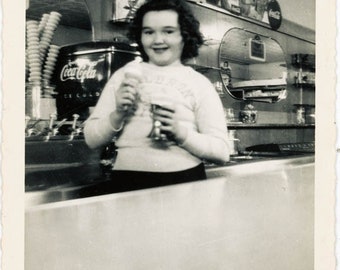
[240, 103, 257, 123]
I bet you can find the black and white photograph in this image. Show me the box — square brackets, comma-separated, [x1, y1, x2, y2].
[1, 0, 337, 269]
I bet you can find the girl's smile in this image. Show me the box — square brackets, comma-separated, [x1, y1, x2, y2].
[141, 10, 184, 66]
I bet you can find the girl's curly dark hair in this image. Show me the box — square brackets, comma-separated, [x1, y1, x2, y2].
[128, 0, 204, 62]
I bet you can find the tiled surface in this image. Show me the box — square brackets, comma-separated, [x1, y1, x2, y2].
[26, 0, 92, 30]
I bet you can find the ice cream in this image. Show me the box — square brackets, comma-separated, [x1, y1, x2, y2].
[122, 64, 143, 112]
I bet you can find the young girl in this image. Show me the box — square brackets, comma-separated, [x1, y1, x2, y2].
[84, 0, 230, 192]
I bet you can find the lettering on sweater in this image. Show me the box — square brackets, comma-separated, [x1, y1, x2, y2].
[142, 72, 195, 102]
[122, 69, 197, 117]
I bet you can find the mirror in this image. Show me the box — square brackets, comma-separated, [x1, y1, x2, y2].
[219, 28, 287, 103]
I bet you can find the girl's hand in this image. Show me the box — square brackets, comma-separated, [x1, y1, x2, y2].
[151, 103, 187, 144]
[115, 77, 139, 116]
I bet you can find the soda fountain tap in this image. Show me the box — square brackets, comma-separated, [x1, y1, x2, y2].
[68, 114, 82, 140]
[52, 118, 68, 136]
[43, 113, 57, 141]
[25, 116, 41, 137]
[71, 114, 80, 134]
[49, 113, 57, 133]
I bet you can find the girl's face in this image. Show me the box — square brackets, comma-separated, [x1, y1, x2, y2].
[141, 10, 184, 66]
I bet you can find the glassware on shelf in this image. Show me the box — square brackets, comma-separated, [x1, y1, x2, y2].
[293, 104, 315, 125]
[227, 130, 239, 156]
[295, 105, 305, 124]
[240, 103, 257, 124]
[26, 82, 57, 120]
[26, 83, 42, 120]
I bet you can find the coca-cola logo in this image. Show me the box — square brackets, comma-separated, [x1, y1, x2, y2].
[60, 60, 98, 83]
[267, 0, 282, 30]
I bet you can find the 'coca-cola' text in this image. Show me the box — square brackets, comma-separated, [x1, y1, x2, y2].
[60, 61, 98, 82]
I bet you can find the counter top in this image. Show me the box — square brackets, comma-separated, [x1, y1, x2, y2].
[206, 154, 314, 178]
[25, 154, 314, 207]
[26, 153, 314, 270]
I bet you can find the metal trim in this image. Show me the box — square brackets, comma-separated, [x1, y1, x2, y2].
[68, 47, 141, 56]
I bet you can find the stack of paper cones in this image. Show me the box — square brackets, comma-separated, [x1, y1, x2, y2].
[43, 45, 60, 95]
[38, 13, 49, 37]
[39, 11, 62, 64]
[26, 20, 42, 86]
[25, 11, 62, 119]
[25, 11, 62, 88]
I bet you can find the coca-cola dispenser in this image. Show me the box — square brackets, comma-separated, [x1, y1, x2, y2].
[52, 41, 141, 120]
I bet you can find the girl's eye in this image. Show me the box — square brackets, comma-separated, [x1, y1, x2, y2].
[142, 30, 153, 35]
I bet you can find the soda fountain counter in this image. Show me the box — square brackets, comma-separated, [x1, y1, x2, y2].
[25, 122, 314, 206]
[25, 153, 314, 270]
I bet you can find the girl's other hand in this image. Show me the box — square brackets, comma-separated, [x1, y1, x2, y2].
[151, 103, 187, 144]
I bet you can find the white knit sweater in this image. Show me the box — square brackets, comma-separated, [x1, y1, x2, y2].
[84, 61, 230, 172]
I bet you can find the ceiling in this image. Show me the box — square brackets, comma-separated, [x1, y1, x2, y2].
[26, 0, 92, 30]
